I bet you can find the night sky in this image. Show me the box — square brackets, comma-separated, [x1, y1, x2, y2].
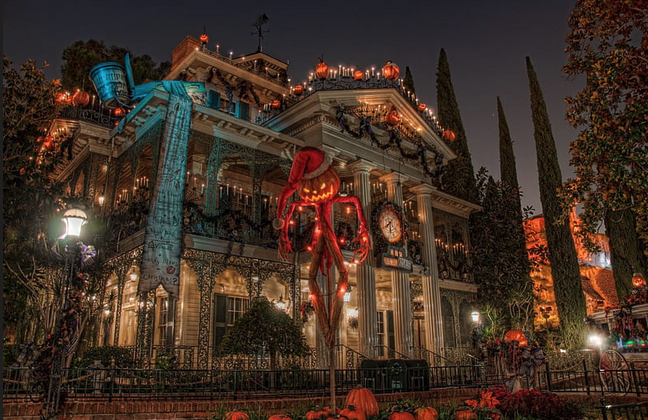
[3, 0, 582, 214]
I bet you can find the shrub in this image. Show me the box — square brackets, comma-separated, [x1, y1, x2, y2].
[496, 389, 582, 420]
[73, 346, 135, 368]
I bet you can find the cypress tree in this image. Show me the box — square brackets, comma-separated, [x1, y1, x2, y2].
[436, 48, 478, 203]
[527, 57, 586, 350]
[403, 66, 416, 96]
[497, 96, 534, 330]
[606, 209, 648, 299]
[498, 97, 521, 193]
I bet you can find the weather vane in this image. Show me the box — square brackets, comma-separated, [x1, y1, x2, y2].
[251, 14, 270, 52]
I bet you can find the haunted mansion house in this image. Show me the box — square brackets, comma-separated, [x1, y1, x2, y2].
[45, 34, 480, 369]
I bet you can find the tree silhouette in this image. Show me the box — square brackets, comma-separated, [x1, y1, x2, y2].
[527, 56, 586, 350]
[218, 296, 310, 370]
[435, 48, 478, 204]
[562, 0, 648, 296]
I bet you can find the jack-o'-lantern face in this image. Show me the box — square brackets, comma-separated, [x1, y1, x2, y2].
[298, 167, 340, 203]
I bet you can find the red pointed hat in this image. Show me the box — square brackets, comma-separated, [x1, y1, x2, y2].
[275, 146, 332, 220]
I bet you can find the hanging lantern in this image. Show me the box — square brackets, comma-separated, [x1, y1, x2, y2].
[72, 90, 90, 106]
[293, 85, 304, 96]
[417, 103, 427, 112]
[271, 99, 282, 109]
[443, 129, 456, 141]
[315, 57, 329, 79]
[353, 70, 364, 80]
[113, 108, 125, 118]
[384, 105, 400, 126]
[504, 329, 528, 347]
[200, 34, 209, 44]
[632, 272, 646, 288]
[382, 60, 400, 80]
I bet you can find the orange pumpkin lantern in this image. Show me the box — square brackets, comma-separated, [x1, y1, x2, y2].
[632, 272, 646, 288]
[384, 105, 400, 126]
[114, 108, 126, 117]
[271, 99, 282, 109]
[504, 329, 528, 347]
[417, 103, 427, 112]
[224, 411, 250, 420]
[200, 33, 209, 44]
[316, 57, 329, 79]
[298, 166, 340, 204]
[389, 411, 415, 420]
[72, 90, 90, 106]
[339, 405, 367, 420]
[345, 387, 379, 416]
[353, 70, 364, 80]
[56, 92, 70, 104]
[293, 85, 304, 95]
[414, 407, 439, 420]
[382, 60, 400, 80]
[443, 129, 456, 142]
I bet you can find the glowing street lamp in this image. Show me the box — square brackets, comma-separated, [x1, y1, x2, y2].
[471, 311, 480, 323]
[45, 207, 90, 418]
[62, 208, 88, 238]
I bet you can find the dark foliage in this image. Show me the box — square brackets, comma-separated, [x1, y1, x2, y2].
[527, 56, 586, 350]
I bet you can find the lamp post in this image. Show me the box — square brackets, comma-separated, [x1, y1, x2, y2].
[43, 208, 88, 419]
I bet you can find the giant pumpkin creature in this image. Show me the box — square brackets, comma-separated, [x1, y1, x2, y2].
[274, 146, 370, 347]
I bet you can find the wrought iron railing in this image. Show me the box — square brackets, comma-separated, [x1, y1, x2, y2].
[6, 363, 647, 402]
[375, 345, 410, 360]
[58, 105, 116, 128]
[335, 344, 368, 369]
[413, 346, 451, 367]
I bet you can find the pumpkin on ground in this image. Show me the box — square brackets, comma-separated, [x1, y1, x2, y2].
[268, 415, 292, 420]
[339, 405, 367, 420]
[414, 407, 438, 420]
[344, 386, 379, 416]
[306, 406, 330, 420]
[225, 411, 250, 420]
[453, 408, 476, 420]
[388, 411, 415, 420]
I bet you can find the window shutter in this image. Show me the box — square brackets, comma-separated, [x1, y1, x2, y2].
[237, 101, 250, 121]
[213, 294, 228, 348]
[386, 310, 395, 351]
[208, 90, 221, 110]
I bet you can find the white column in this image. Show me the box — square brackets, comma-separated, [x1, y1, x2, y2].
[347, 160, 378, 358]
[380, 172, 413, 357]
[410, 183, 445, 362]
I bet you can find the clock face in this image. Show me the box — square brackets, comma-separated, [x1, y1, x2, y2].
[379, 208, 402, 243]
